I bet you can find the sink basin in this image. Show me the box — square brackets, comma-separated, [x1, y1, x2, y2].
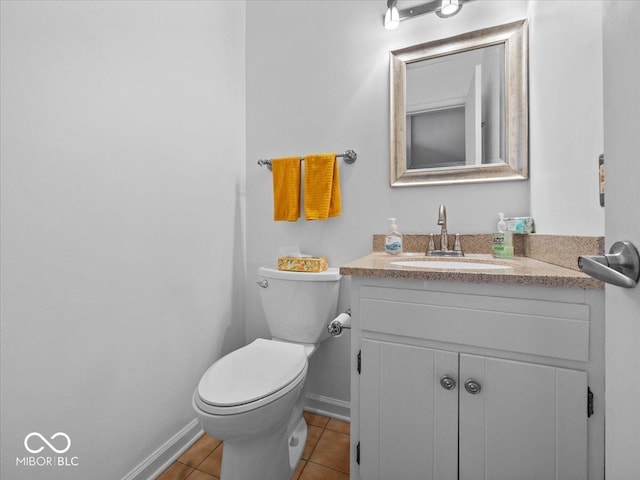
[390, 260, 512, 270]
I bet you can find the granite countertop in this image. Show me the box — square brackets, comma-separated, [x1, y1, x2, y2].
[340, 252, 604, 289]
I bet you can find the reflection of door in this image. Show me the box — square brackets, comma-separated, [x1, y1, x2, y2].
[602, 2, 640, 477]
[465, 64, 482, 165]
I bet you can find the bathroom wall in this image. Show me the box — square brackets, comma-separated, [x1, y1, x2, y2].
[245, 0, 604, 415]
[529, 0, 605, 235]
[0, 2, 245, 479]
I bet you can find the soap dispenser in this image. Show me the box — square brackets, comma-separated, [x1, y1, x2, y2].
[492, 213, 514, 259]
[385, 218, 403, 255]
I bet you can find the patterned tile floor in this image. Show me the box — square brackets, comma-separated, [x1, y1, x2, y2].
[157, 412, 350, 480]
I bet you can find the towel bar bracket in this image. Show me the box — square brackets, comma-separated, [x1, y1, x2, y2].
[342, 149, 357, 164]
[257, 150, 357, 171]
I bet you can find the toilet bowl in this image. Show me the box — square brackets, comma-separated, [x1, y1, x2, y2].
[192, 267, 341, 480]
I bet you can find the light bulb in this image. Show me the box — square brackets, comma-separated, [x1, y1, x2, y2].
[384, 4, 400, 30]
[440, 0, 460, 16]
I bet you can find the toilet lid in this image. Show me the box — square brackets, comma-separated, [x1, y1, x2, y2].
[197, 339, 307, 407]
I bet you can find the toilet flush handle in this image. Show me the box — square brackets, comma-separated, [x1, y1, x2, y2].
[257, 279, 269, 288]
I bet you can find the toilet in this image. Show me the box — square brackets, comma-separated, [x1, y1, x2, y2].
[192, 266, 342, 480]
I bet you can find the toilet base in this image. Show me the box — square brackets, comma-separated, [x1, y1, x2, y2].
[287, 416, 307, 473]
[219, 415, 307, 480]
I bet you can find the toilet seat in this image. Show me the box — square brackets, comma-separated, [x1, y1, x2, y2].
[196, 339, 307, 415]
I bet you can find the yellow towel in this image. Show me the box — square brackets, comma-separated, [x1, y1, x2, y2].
[272, 157, 301, 221]
[304, 153, 341, 220]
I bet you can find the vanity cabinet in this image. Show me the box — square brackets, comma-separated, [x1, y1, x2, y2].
[349, 279, 604, 480]
[360, 340, 586, 480]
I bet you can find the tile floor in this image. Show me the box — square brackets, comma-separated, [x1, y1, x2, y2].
[157, 412, 350, 480]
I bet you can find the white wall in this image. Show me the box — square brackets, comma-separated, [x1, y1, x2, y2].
[529, 0, 605, 235]
[246, 0, 532, 412]
[0, 2, 245, 479]
[246, 0, 604, 412]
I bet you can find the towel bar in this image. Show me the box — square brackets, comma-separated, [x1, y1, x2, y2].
[257, 150, 357, 171]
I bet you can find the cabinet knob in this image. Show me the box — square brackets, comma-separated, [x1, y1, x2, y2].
[440, 375, 457, 391]
[464, 379, 482, 395]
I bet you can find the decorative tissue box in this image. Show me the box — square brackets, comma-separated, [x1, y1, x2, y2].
[277, 257, 328, 272]
[505, 216, 535, 234]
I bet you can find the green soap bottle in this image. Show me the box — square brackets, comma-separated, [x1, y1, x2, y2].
[492, 213, 514, 259]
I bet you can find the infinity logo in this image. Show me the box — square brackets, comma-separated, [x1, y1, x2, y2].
[24, 432, 71, 454]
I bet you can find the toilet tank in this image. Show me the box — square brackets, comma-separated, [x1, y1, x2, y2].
[258, 267, 341, 345]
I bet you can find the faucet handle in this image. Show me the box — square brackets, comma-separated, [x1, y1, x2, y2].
[427, 234, 436, 253]
[453, 233, 463, 252]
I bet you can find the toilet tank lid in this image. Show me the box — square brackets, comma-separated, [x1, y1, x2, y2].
[197, 339, 307, 407]
[258, 267, 341, 281]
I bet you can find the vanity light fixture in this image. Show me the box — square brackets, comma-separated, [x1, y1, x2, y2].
[384, 0, 468, 29]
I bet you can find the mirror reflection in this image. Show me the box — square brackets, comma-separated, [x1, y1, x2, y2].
[390, 20, 528, 186]
[406, 44, 504, 169]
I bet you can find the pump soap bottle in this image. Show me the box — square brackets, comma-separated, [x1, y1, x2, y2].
[385, 218, 403, 255]
[492, 213, 514, 259]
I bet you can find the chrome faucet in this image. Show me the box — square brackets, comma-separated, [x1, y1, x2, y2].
[437, 205, 448, 252]
[427, 205, 464, 257]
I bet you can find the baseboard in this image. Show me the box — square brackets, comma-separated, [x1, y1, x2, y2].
[121, 419, 203, 480]
[304, 393, 350, 422]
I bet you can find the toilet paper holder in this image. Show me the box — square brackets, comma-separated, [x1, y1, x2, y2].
[327, 309, 352, 337]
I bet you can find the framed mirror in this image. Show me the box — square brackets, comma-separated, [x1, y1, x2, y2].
[390, 20, 528, 187]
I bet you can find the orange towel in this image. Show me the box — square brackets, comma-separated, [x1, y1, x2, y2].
[304, 153, 341, 220]
[272, 157, 301, 221]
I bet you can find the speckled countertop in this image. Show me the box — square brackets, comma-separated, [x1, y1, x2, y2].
[340, 234, 605, 289]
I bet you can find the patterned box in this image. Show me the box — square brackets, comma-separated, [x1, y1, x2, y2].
[277, 257, 329, 272]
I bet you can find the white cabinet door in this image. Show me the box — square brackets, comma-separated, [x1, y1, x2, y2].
[459, 354, 588, 480]
[360, 339, 458, 480]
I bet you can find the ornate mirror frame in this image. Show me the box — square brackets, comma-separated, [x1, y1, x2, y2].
[390, 20, 528, 187]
